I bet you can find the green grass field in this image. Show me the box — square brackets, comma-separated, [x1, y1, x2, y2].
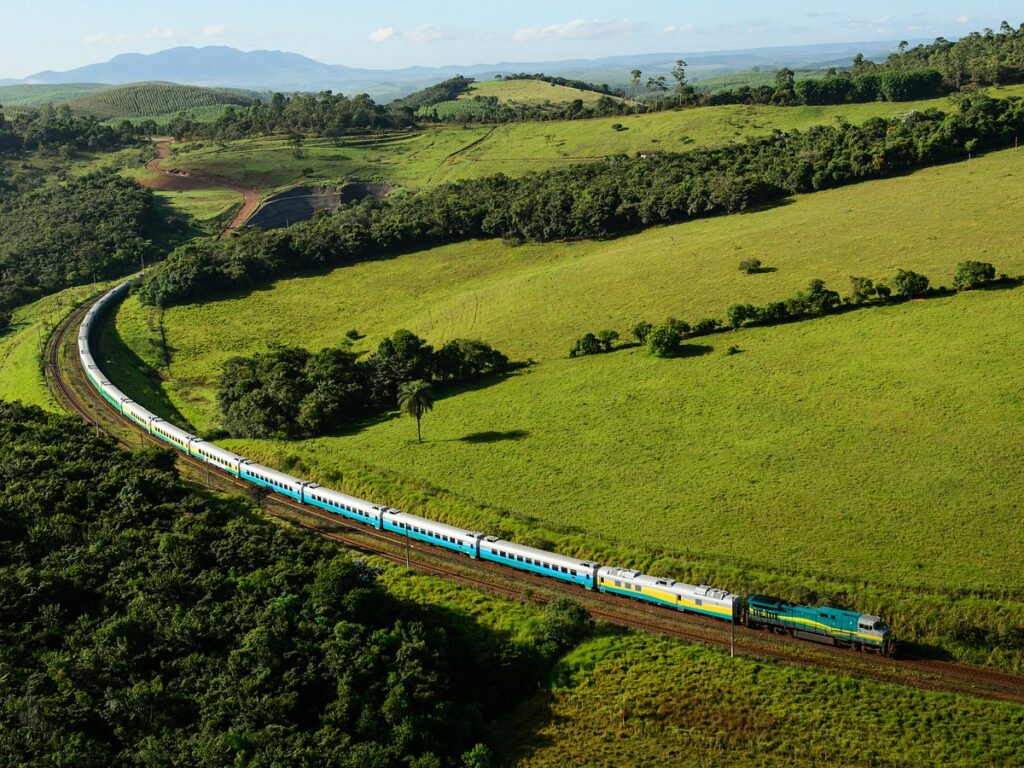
[163, 84, 1024, 191]
[106, 147, 1024, 651]
[381, 564, 1024, 767]
[463, 79, 621, 106]
[0, 282, 113, 409]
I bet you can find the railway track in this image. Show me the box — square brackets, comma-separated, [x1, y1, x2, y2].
[45, 292, 1024, 706]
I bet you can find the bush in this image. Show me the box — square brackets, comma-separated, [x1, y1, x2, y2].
[893, 269, 931, 298]
[569, 333, 604, 358]
[953, 261, 996, 291]
[535, 598, 592, 658]
[849, 275, 877, 304]
[631, 321, 653, 344]
[345, 328, 362, 340]
[690, 318, 721, 336]
[647, 323, 684, 357]
[596, 329, 619, 351]
[739, 258, 763, 274]
[727, 304, 758, 329]
[0, 309, 11, 332]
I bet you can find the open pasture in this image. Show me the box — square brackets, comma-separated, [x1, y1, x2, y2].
[108, 147, 1024, 600]
[162, 84, 1024, 190]
[462, 78, 621, 105]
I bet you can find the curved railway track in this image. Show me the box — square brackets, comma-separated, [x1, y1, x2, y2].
[44, 292, 1024, 706]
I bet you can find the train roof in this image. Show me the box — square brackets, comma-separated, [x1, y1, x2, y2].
[482, 537, 596, 570]
[385, 510, 480, 540]
[312, 486, 380, 514]
[242, 461, 305, 488]
[600, 567, 737, 602]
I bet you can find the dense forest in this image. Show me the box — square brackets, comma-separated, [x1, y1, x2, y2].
[217, 333, 509, 439]
[0, 401, 592, 766]
[0, 171, 160, 313]
[141, 94, 1024, 308]
[0, 103, 136, 154]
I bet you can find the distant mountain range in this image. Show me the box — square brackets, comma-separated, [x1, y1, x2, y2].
[12, 42, 911, 101]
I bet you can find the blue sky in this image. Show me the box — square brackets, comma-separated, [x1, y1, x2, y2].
[2, 2, 1020, 78]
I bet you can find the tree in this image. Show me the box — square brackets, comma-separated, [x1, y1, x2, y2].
[849, 276, 877, 304]
[0, 310, 11, 332]
[892, 269, 930, 298]
[646, 323, 683, 357]
[671, 59, 691, 106]
[630, 69, 643, 112]
[646, 76, 668, 108]
[596, 329, 619, 352]
[535, 598, 592, 657]
[398, 380, 435, 443]
[287, 131, 305, 158]
[727, 303, 758, 329]
[569, 333, 603, 358]
[774, 68, 797, 104]
[632, 321, 653, 344]
[953, 260, 996, 290]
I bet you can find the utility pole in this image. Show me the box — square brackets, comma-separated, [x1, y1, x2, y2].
[731, 612, 736, 658]
[405, 537, 411, 569]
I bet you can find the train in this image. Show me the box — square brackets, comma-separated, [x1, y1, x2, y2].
[78, 280, 894, 657]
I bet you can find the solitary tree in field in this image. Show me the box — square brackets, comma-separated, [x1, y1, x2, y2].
[398, 380, 435, 444]
[631, 69, 643, 113]
[671, 59, 690, 106]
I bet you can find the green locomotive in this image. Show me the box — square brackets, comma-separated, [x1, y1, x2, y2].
[746, 595, 893, 655]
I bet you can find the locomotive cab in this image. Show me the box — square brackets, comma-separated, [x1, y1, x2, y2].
[858, 614, 892, 654]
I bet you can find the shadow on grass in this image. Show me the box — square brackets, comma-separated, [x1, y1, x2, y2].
[459, 429, 530, 444]
[661, 343, 715, 359]
[93, 305, 198, 434]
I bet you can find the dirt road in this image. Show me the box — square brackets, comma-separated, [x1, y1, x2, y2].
[142, 138, 260, 236]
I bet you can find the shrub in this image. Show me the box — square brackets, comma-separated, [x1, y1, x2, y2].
[849, 275, 877, 304]
[569, 333, 603, 358]
[631, 321, 654, 344]
[690, 318, 721, 336]
[0, 310, 11, 332]
[596, 329, 620, 352]
[647, 323, 684, 357]
[727, 303, 758, 329]
[739, 258, 763, 274]
[953, 261, 996, 291]
[893, 269, 931, 298]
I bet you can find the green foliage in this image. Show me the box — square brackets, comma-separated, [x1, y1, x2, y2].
[65, 82, 257, 119]
[953, 260, 997, 290]
[646, 322, 684, 357]
[0, 170, 158, 313]
[849, 275, 877, 304]
[398, 379, 436, 443]
[534, 599, 593, 659]
[390, 76, 476, 113]
[0, 102, 134, 155]
[0, 309, 10, 331]
[739, 258, 763, 274]
[569, 330, 618, 358]
[631, 321, 653, 344]
[218, 333, 507, 439]
[893, 268, 931, 298]
[141, 95, 1024, 309]
[0, 402, 541, 765]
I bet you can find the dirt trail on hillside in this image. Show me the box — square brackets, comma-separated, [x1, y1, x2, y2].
[142, 138, 260, 237]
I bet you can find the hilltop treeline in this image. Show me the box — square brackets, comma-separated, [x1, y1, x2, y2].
[0, 401, 593, 765]
[864, 21, 1024, 88]
[218, 333, 508, 439]
[500, 73, 625, 97]
[168, 90, 410, 141]
[140, 94, 1023, 308]
[0, 171, 159, 313]
[0, 103, 136, 154]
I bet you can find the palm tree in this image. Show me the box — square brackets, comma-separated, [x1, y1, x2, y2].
[397, 380, 435, 444]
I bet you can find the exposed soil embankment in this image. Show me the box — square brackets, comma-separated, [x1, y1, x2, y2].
[245, 182, 393, 230]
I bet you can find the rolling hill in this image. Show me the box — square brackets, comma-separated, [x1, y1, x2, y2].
[63, 82, 258, 119]
[0, 82, 108, 107]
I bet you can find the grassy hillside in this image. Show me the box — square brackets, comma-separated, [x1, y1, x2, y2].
[108, 148, 1024, 608]
[163, 84, 1024, 190]
[65, 81, 257, 119]
[463, 78, 620, 105]
[0, 82, 108, 107]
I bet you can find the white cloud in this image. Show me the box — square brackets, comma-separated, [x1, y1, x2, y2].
[368, 24, 449, 45]
[662, 24, 694, 35]
[513, 18, 636, 43]
[369, 27, 397, 43]
[957, 15, 971, 24]
[84, 27, 177, 45]
[404, 24, 447, 45]
[202, 25, 227, 38]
